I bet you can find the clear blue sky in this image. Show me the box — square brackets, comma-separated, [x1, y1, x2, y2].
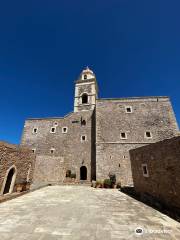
[0, 0, 179, 144]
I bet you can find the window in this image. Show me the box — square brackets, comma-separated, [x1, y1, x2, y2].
[54, 122, 58, 126]
[142, 164, 149, 177]
[50, 127, 56, 133]
[33, 128, 38, 134]
[84, 74, 87, 80]
[145, 131, 152, 139]
[82, 93, 88, 104]
[50, 148, 55, 154]
[81, 119, 86, 126]
[81, 135, 87, 142]
[120, 132, 127, 139]
[125, 106, 132, 113]
[32, 149, 36, 154]
[62, 127, 68, 133]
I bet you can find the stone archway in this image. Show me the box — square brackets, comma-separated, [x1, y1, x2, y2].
[1, 166, 17, 195]
[81, 93, 88, 104]
[80, 166, 87, 180]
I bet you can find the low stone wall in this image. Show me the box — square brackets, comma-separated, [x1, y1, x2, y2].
[0, 141, 35, 195]
[129, 136, 180, 211]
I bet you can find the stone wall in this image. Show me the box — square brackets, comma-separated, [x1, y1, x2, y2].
[96, 97, 179, 186]
[0, 142, 35, 195]
[21, 110, 95, 187]
[129, 136, 180, 210]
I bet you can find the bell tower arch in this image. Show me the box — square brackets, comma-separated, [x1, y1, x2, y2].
[74, 67, 98, 112]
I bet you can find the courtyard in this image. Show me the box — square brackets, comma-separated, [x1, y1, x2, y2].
[0, 186, 179, 240]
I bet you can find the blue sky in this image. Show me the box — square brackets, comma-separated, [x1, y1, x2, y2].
[0, 0, 179, 144]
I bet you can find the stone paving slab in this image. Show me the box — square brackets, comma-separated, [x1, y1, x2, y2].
[0, 186, 179, 239]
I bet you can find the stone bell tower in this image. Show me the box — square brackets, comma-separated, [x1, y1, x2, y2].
[74, 67, 98, 112]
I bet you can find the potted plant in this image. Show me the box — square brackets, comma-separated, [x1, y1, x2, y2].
[103, 179, 112, 188]
[96, 179, 104, 188]
[109, 172, 116, 188]
[16, 180, 25, 192]
[25, 180, 31, 191]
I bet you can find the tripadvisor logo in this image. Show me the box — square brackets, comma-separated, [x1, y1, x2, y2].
[135, 227, 144, 235]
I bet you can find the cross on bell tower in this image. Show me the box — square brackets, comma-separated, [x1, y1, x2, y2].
[74, 67, 98, 112]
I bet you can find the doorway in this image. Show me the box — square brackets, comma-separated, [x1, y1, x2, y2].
[3, 167, 16, 194]
[80, 166, 87, 180]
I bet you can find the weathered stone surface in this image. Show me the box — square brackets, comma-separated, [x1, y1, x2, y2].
[20, 68, 179, 188]
[0, 186, 179, 240]
[130, 136, 180, 210]
[0, 142, 35, 195]
[21, 110, 96, 187]
[96, 97, 179, 186]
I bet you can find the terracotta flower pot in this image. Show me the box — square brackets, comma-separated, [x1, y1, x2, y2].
[26, 183, 31, 191]
[16, 185, 23, 192]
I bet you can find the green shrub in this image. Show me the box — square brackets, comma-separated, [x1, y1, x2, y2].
[109, 173, 116, 185]
[104, 179, 112, 188]
[96, 179, 104, 188]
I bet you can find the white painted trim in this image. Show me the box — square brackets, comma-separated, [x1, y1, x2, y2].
[0, 165, 17, 195]
[50, 127, 56, 133]
[125, 106, 133, 113]
[79, 109, 91, 112]
[81, 135, 87, 142]
[75, 82, 95, 86]
[144, 131, 153, 139]
[120, 132, 128, 139]
[142, 164, 149, 177]
[62, 127, 68, 134]
[32, 127, 38, 134]
[50, 148, 55, 154]
[26, 164, 31, 182]
[32, 148, 36, 154]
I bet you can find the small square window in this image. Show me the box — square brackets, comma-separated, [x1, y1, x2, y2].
[62, 127, 68, 133]
[120, 132, 127, 139]
[125, 106, 132, 113]
[33, 128, 38, 134]
[50, 127, 56, 133]
[142, 164, 149, 177]
[32, 149, 36, 154]
[81, 135, 87, 142]
[145, 131, 152, 138]
[50, 148, 55, 154]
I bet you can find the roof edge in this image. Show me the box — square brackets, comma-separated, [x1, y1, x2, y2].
[26, 111, 74, 121]
[97, 96, 170, 101]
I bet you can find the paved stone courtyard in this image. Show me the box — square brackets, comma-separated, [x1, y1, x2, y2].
[0, 186, 179, 240]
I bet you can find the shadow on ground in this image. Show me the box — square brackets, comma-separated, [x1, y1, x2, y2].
[120, 187, 180, 223]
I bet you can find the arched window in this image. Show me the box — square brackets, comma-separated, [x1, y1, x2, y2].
[82, 93, 88, 104]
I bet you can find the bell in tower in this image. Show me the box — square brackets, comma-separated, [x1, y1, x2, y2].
[74, 67, 98, 112]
